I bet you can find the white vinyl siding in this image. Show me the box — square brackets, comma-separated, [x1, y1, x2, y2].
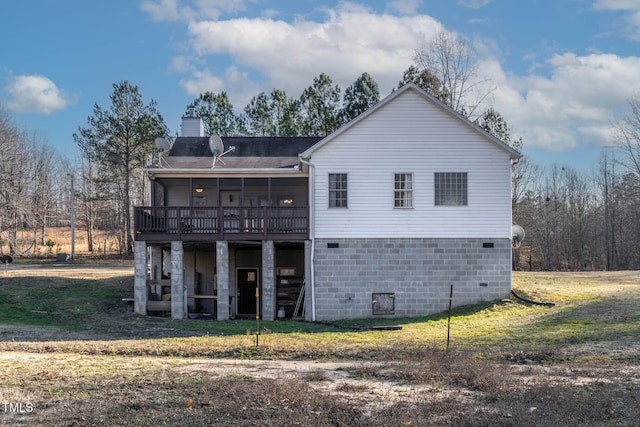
[310, 89, 513, 239]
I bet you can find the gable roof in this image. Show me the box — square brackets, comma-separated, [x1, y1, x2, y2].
[158, 136, 323, 171]
[301, 83, 521, 160]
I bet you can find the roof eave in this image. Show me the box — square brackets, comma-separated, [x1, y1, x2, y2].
[146, 167, 307, 179]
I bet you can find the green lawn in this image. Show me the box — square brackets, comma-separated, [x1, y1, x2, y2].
[1, 268, 638, 363]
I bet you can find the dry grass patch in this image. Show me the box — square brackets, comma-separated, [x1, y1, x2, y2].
[1, 349, 639, 426]
[1, 268, 640, 425]
[0, 353, 455, 426]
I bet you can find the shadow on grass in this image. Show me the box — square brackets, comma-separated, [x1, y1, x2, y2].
[491, 289, 640, 361]
[0, 274, 511, 341]
[332, 298, 512, 330]
[7, 271, 637, 357]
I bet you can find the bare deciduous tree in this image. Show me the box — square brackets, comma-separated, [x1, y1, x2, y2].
[29, 135, 57, 250]
[610, 92, 640, 269]
[614, 93, 640, 178]
[0, 109, 29, 255]
[413, 31, 494, 118]
[0, 106, 65, 257]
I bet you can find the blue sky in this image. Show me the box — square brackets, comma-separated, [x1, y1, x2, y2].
[1, 0, 640, 170]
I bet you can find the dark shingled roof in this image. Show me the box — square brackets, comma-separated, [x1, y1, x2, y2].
[169, 136, 324, 157]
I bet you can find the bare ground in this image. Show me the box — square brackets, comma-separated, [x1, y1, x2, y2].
[1, 350, 638, 426]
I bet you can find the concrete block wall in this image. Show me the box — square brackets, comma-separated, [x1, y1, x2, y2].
[262, 240, 275, 320]
[170, 241, 186, 319]
[133, 241, 148, 315]
[216, 241, 230, 320]
[313, 238, 511, 321]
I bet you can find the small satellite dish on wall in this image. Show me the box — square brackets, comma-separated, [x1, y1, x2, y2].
[209, 134, 235, 168]
[512, 224, 525, 248]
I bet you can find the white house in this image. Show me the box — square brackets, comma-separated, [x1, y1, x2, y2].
[133, 83, 521, 321]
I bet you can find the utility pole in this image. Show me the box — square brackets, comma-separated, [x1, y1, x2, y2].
[68, 173, 75, 261]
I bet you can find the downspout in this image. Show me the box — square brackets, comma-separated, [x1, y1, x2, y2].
[509, 156, 519, 288]
[298, 155, 316, 321]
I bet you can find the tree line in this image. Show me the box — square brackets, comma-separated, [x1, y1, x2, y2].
[1, 31, 639, 269]
[0, 108, 69, 256]
[514, 152, 640, 271]
[186, 71, 380, 138]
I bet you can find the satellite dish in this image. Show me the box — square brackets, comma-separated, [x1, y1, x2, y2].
[512, 224, 525, 248]
[154, 138, 171, 167]
[209, 134, 235, 168]
[209, 134, 224, 157]
[154, 137, 170, 153]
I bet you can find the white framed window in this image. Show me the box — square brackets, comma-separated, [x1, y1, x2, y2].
[435, 172, 467, 206]
[328, 173, 348, 208]
[394, 173, 413, 208]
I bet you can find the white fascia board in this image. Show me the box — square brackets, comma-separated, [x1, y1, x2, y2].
[147, 168, 307, 179]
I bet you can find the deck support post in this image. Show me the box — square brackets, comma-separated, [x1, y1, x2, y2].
[134, 241, 148, 315]
[216, 241, 230, 320]
[262, 240, 275, 320]
[170, 241, 186, 319]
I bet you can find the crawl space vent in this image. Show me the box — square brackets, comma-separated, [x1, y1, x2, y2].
[372, 293, 395, 315]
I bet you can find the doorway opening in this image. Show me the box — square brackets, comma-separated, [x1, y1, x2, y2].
[236, 267, 259, 318]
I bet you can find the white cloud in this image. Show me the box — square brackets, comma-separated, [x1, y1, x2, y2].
[592, 0, 640, 40]
[488, 53, 640, 151]
[179, 65, 261, 109]
[387, 0, 422, 15]
[140, 0, 182, 21]
[593, 0, 640, 11]
[185, 3, 442, 99]
[170, 55, 191, 73]
[179, 69, 225, 96]
[148, 1, 640, 155]
[141, 0, 252, 22]
[458, 0, 492, 9]
[6, 75, 73, 114]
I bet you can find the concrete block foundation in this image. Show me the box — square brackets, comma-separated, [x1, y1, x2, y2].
[312, 238, 511, 321]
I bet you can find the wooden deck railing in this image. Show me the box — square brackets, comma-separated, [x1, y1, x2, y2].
[134, 206, 309, 240]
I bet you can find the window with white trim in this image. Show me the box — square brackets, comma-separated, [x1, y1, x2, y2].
[394, 173, 413, 208]
[434, 172, 467, 206]
[328, 173, 348, 208]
